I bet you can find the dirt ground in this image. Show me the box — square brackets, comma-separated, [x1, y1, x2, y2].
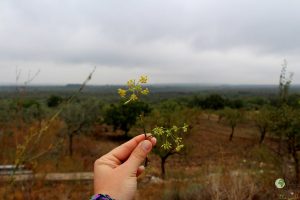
[1, 115, 298, 199]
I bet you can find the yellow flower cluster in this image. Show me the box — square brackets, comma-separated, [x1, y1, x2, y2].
[127, 80, 135, 88]
[141, 88, 149, 95]
[139, 75, 148, 84]
[152, 124, 189, 152]
[118, 88, 127, 97]
[118, 75, 149, 104]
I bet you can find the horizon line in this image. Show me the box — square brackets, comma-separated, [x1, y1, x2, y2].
[0, 83, 299, 87]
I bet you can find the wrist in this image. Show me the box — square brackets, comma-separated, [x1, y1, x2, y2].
[90, 194, 115, 200]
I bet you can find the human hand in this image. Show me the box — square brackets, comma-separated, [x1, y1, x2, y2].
[94, 134, 156, 200]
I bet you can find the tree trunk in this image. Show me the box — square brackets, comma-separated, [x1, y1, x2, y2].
[69, 134, 73, 157]
[259, 129, 266, 145]
[160, 152, 173, 179]
[288, 138, 293, 154]
[293, 150, 299, 184]
[229, 126, 235, 141]
[291, 138, 299, 184]
[278, 133, 283, 155]
[161, 157, 167, 179]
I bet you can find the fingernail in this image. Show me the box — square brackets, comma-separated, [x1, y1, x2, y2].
[146, 133, 152, 138]
[141, 140, 152, 152]
[152, 137, 157, 146]
[139, 165, 145, 170]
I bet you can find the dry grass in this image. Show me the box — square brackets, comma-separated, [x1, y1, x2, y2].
[0, 115, 294, 199]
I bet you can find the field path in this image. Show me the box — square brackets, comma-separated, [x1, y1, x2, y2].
[0, 172, 93, 182]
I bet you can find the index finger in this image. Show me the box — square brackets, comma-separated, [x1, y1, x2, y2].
[102, 134, 156, 165]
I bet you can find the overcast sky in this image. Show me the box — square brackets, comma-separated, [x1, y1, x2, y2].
[0, 0, 300, 85]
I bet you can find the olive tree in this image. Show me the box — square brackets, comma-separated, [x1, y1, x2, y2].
[221, 108, 243, 141]
[47, 95, 63, 107]
[269, 60, 300, 183]
[270, 105, 300, 183]
[104, 101, 151, 138]
[61, 99, 102, 156]
[143, 101, 195, 178]
[292, 110, 300, 183]
[251, 106, 273, 144]
[152, 124, 188, 179]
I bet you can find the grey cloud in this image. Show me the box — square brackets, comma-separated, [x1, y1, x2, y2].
[0, 0, 300, 84]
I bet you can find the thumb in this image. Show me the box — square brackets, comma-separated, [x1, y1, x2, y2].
[123, 140, 152, 174]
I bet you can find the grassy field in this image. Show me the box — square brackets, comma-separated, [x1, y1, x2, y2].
[0, 86, 299, 199]
[0, 113, 294, 199]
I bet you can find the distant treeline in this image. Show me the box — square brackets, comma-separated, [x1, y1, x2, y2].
[1, 84, 300, 94]
[0, 84, 300, 108]
[187, 93, 300, 110]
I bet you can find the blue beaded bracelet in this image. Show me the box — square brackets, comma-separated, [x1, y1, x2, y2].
[90, 194, 115, 200]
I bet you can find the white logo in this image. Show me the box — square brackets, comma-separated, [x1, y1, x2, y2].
[275, 178, 285, 189]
